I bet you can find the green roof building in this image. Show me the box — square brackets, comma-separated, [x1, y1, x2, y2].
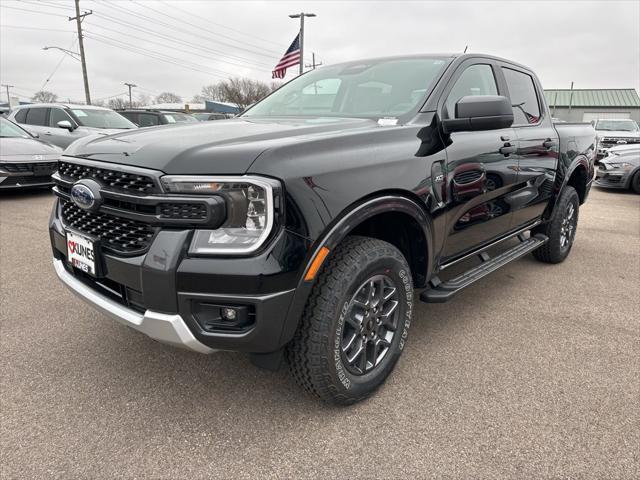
[543, 88, 640, 123]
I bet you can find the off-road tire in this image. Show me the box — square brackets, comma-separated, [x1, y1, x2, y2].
[532, 185, 580, 264]
[287, 236, 414, 405]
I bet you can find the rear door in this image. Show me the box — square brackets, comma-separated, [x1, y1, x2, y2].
[439, 59, 519, 259]
[23, 107, 50, 137]
[499, 64, 559, 227]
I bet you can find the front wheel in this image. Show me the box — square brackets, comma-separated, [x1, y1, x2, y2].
[631, 170, 640, 194]
[287, 236, 414, 405]
[533, 185, 580, 264]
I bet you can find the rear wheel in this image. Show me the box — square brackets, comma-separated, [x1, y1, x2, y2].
[533, 186, 579, 264]
[287, 236, 413, 405]
[631, 171, 640, 194]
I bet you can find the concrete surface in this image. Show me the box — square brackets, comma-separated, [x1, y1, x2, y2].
[1, 187, 639, 479]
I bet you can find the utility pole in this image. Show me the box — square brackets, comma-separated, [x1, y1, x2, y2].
[305, 52, 322, 70]
[567, 81, 575, 117]
[124, 82, 137, 108]
[289, 12, 316, 75]
[69, 0, 92, 105]
[1, 84, 14, 105]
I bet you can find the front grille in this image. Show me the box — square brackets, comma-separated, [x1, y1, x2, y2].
[601, 137, 640, 146]
[61, 201, 157, 255]
[58, 161, 158, 194]
[0, 161, 57, 173]
[454, 170, 483, 185]
[159, 202, 208, 220]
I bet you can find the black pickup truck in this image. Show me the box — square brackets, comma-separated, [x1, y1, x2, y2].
[50, 54, 595, 404]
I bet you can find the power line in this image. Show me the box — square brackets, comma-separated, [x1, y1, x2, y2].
[131, 0, 282, 56]
[83, 33, 244, 80]
[97, 0, 277, 60]
[84, 23, 271, 73]
[0, 4, 68, 17]
[158, 0, 284, 49]
[0, 24, 74, 33]
[87, 9, 274, 69]
[39, 35, 78, 92]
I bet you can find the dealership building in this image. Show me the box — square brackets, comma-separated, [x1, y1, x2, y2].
[544, 88, 640, 123]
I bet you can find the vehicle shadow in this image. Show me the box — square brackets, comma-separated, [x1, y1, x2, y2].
[0, 187, 53, 199]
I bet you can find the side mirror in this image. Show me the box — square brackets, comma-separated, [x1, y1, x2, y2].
[442, 95, 514, 134]
[30, 131, 40, 138]
[57, 120, 75, 132]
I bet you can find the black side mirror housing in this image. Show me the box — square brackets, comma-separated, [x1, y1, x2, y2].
[57, 120, 76, 132]
[442, 95, 514, 134]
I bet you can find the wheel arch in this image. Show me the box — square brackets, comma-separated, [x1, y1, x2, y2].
[278, 191, 434, 347]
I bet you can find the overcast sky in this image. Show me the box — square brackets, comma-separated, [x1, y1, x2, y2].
[1, 0, 639, 103]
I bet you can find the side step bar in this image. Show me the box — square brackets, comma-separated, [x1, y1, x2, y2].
[420, 233, 548, 303]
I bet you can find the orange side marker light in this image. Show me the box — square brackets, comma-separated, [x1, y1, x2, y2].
[304, 246, 330, 281]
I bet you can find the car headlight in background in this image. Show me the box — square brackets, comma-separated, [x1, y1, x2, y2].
[160, 175, 279, 254]
[607, 162, 634, 170]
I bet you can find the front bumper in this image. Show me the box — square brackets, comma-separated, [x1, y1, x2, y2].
[0, 161, 57, 189]
[50, 198, 310, 353]
[594, 166, 631, 189]
[53, 259, 215, 354]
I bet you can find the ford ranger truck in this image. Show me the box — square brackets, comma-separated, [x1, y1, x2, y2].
[50, 54, 596, 404]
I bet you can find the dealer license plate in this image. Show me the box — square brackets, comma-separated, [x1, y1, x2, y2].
[66, 231, 96, 276]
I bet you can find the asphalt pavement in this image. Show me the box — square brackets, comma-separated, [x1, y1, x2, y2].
[1, 186, 638, 479]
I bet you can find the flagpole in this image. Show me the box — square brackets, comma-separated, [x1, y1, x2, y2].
[289, 12, 316, 75]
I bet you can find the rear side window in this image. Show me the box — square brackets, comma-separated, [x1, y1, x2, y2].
[14, 108, 28, 123]
[25, 107, 49, 126]
[137, 113, 159, 127]
[445, 64, 498, 118]
[502, 68, 541, 125]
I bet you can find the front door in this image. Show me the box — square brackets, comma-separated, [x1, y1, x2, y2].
[439, 61, 519, 259]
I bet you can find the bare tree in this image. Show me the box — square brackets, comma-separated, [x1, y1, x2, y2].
[31, 90, 58, 103]
[196, 78, 275, 111]
[155, 92, 182, 104]
[107, 97, 128, 110]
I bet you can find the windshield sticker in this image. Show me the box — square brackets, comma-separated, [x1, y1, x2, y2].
[72, 110, 88, 117]
[165, 115, 176, 123]
[378, 117, 398, 126]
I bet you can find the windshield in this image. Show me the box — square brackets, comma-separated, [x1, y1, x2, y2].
[596, 119, 639, 132]
[71, 109, 137, 129]
[244, 57, 451, 119]
[162, 113, 198, 123]
[0, 117, 31, 138]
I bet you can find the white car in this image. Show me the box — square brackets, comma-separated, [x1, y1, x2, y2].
[593, 118, 640, 158]
[7, 103, 137, 149]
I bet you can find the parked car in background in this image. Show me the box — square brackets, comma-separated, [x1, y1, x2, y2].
[50, 53, 595, 404]
[593, 118, 640, 158]
[0, 117, 61, 190]
[192, 112, 229, 121]
[118, 109, 199, 127]
[0, 106, 10, 117]
[7, 103, 137, 149]
[595, 144, 640, 193]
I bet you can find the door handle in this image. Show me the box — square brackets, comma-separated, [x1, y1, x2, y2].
[542, 138, 557, 149]
[499, 143, 517, 156]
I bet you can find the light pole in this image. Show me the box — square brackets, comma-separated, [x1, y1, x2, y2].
[288, 12, 316, 75]
[124, 83, 137, 108]
[43, 46, 81, 61]
[1, 84, 14, 105]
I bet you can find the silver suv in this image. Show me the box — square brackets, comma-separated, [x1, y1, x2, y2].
[8, 103, 137, 149]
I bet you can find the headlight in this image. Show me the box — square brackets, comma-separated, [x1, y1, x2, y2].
[160, 175, 279, 255]
[608, 162, 634, 170]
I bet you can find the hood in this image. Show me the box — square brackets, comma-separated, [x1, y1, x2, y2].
[62, 117, 379, 174]
[597, 130, 640, 139]
[0, 137, 62, 161]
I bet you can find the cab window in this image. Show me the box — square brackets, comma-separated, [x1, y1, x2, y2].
[445, 64, 498, 118]
[502, 68, 541, 125]
[138, 113, 160, 127]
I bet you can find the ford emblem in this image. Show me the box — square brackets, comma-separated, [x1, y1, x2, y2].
[70, 180, 102, 211]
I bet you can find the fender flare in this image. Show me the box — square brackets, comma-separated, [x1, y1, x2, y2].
[278, 194, 435, 347]
[546, 154, 592, 219]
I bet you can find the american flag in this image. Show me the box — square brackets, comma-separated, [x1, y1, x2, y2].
[272, 33, 301, 79]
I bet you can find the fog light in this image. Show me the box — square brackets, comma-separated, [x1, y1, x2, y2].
[221, 307, 237, 321]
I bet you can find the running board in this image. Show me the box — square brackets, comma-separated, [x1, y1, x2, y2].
[420, 233, 548, 303]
